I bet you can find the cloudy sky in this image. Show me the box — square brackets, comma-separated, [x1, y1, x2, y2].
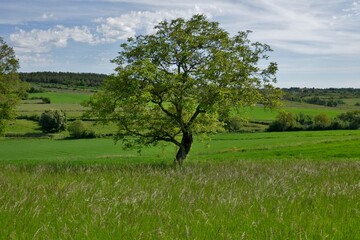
[1, 0, 359, 88]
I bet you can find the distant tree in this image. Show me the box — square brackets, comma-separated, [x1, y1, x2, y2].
[313, 113, 330, 129]
[337, 111, 360, 129]
[268, 111, 297, 132]
[296, 112, 313, 127]
[19, 72, 107, 87]
[0, 37, 28, 136]
[39, 110, 67, 133]
[85, 15, 281, 165]
[68, 120, 95, 138]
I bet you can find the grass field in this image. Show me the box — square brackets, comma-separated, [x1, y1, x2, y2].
[1, 87, 359, 239]
[29, 91, 91, 104]
[1, 130, 360, 164]
[1, 131, 360, 238]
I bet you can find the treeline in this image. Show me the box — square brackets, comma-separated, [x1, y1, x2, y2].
[268, 111, 360, 132]
[282, 88, 360, 107]
[19, 72, 108, 87]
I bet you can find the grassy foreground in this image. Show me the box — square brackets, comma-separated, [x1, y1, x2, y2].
[1, 131, 359, 239]
[0, 161, 359, 239]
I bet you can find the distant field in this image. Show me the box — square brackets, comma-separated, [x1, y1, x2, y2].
[1, 130, 360, 164]
[12, 87, 360, 135]
[29, 91, 92, 104]
[17, 91, 90, 118]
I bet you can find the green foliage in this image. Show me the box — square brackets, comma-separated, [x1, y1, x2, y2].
[313, 113, 331, 129]
[223, 116, 245, 132]
[268, 111, 360, 132]
[283, 88, 360, 103]
[20, 71, 107, 87]
[268, 111, 297, 131]
[337, 110, 360, 129]
[68, 120, 95, 138]
[303, 96, 344, 107]
[0, 37, 28, 136]
[85, 14, 281, 164]
[41, 97, 51, 104]
[39, 110, 67, 133]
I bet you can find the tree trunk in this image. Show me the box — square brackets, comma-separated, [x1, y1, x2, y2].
[174, 131, 193, 166]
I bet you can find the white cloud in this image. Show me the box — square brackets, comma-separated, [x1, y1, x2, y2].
[95, 6, 221, 42]
[216, 0, 360, 56]
[9, 5, 222, 52]
[10, 25, 99, 53]
[6, 1, 360, 60]
[42, 13, 54, 20]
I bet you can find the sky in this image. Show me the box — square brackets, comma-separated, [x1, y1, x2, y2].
[0, 0, 359, 88]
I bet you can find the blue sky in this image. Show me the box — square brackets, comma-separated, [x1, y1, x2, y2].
[1, 0, 359, 88]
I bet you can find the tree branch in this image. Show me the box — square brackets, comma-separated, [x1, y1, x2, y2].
[186, 105, 206, 128]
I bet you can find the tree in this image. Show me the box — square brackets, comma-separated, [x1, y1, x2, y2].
[268, 111, 297, 132]
[0, 37, 28, 136]
[313, 113, 330, 130]
[39, 110, 67, 133]
[86, 15, 281, 165]
[68, 120, 95, 138]
[337, 111, 360, 129]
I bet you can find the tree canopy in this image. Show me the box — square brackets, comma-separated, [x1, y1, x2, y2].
[0, 37, 27, 136]
[86, 14, 282, 165]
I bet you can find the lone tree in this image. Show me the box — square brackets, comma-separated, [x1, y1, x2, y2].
[0, 37, 27, 136]
[86, 15, 281, 165]
[39, 110, 67, 133]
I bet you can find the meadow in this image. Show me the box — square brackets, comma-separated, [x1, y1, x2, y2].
[1, 130, 360, 239]
[1, 86, 360, 239]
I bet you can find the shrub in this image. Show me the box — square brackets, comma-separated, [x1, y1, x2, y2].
[41, 97, 51, 104]
[224, 116, 244, 132]
[312, 113, 331, 130]
[39, 110, 67, 133]
[68, 120, 96, 138]
[268, 111, 297, 132]
[337, 111, 360, 129]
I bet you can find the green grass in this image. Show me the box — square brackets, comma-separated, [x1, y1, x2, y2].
[0, 160, 359, 239]
[1, 131, 359, 239]
[16, 91, 91, 119]
[17, 103, 85, 118]
[29, 91, 91, 104]
[2, 88, 360, 238]
[1, 130, 360, 164]
[7, 119, 41, 134]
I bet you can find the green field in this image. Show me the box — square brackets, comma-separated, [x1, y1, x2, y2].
[1, 130, 360, 164]
[29, 91, 91, 104]
[1, 87, 360, 239]
[1, 130, 360, 239]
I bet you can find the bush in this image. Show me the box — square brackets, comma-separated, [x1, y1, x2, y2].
[337, 111, 360, 129]
[312, 113, 331, 130]
[224, 116, 244, 132]
[41, 97, 51, 104]
[39, 110, 67, 133]
[68, 120, 96, 138]
[268, 111, 297, 132]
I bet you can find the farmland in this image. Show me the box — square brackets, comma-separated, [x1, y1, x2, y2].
[1, 84, 360, 239]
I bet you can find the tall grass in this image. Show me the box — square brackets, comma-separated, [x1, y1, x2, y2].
[0, 160, 359, 239]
